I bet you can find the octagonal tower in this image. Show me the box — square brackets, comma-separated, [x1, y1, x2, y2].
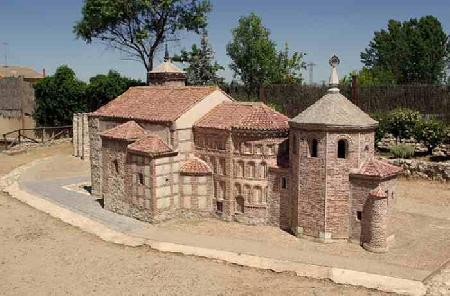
[288, 56, 378, 240]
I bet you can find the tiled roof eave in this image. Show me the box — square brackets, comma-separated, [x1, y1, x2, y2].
[89, 113, 173, 124]
[99, 135, 142, 142]
[127, 148, 178, 158]
[349, 171, 400, 180]
[288, 121, 378, 131]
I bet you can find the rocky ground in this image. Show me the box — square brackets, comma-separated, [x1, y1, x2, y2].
[0, 143, 390, 296]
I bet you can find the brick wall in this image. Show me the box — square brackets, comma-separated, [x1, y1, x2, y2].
[194, 128, 287, 225]
[268, 167, 290, 229]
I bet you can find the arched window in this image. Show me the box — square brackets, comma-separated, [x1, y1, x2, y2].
[310, 139, 318, 157]
[244, 185, 252, 203]
[234, 183, 242, 196]
[260, 162, 268, 178]
[236, 196, 245, 213]
[236, 161, 244, 178]
[254, 187, 263, 204]
[248, 162, 256, 178]
[338, 139, 348, 159]
[112, 159, 119, 173]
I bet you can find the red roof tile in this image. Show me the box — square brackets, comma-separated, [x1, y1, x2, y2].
[195, 102, 289, 131]
[356, 158, 402, 178]
[127, 135, 174, 156]
[369, 187, 388, 199]
[92, 86, 219, 122]
[180, 158, 212, 175]
[100, 121, 146, 141]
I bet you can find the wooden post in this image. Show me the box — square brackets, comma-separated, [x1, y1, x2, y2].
[351, 74, 359, 106]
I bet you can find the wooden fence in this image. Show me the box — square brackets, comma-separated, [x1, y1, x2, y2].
[2, 125, 72, 150]
[228, 84, 450, 122]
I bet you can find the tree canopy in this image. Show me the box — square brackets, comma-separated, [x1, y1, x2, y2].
[361, 16, 449, 84]
[341, 67, 396, 87]
[34, 66, 87, 126]
[74, 0, 212, 82]
[173, 30, 224, 86]
[85, 70, 144, 111]
[226, 13, 305, 97]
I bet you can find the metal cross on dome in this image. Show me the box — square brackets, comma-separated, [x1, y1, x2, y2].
[329, 55, 340, 68]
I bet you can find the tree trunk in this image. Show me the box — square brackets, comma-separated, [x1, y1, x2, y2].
[146, 53, 154, 85]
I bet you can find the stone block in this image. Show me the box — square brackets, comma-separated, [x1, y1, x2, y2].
[157, 197, 170, 209]
[156, 185, 171, 197]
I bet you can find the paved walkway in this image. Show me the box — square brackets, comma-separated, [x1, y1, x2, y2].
[4, 155, 446, 295]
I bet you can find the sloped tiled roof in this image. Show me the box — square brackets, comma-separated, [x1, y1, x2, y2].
[92, 86, 219, 122]
[369, 186, 388, 199]
[195, 102, 289, 131]
[149, 61, 185, 73]
[180, 158, 212, 175]
[353, 158, 402, 178]
[100, 121, 146, 141]
[290, 91, 378, 129]
[127, 135, 175, 157]
[0, 65, 43, 79]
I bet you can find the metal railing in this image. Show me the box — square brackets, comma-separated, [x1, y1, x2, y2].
[2, 125, 72, 150]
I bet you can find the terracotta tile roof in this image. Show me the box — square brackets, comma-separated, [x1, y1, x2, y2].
[369, 186, 388, 199]
[99, 121, 146, 141]
[127, 135, 175, 157]
[355, 158, 402, 178]
[92, 86, 219, 122]
[195, 102, 289, 131]
[180, 158, 212, 175]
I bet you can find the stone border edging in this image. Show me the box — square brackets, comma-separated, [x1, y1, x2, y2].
[0, 161, 427, 296]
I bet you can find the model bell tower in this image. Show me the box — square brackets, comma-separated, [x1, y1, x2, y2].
[288, 55, 378, 241]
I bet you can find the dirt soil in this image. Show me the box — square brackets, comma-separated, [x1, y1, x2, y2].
[0, 143, 389, 296]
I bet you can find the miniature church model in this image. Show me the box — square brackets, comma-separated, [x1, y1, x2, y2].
[87, 54, 401, 253]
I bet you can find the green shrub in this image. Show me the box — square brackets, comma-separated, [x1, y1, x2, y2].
[386, 108, 421, 140]
[371, 112, 389, 143]
[390, 144, 415, 159]
[413, 118, 448, 154]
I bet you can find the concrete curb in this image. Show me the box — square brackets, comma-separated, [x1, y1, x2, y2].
[0, 161, 427, 296]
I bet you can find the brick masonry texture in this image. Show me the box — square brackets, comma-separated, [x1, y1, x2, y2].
[85, 60, 402, 252]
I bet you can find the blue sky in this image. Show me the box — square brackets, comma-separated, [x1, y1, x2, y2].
[0, 0, 449, 83]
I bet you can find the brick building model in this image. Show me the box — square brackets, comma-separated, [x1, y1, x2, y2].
[88, 55, 401, 253]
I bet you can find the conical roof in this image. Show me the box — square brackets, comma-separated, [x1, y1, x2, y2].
[290, 55, 377, 130]
[290, 91, 378, 129]
[150, 60, 184, 74]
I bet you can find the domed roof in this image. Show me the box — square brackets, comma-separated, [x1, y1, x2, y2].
[289, 55, 378, 130]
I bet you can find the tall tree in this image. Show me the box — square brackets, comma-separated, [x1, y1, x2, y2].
[85, 70, 144, 111]
[34, 66, 87, 126]
[227, 13, 277, 97]
[173, 30, 224, 85]
[74, 0, 212, 83]
[272, 42, 306, 84]
[361, 16, 450, 84]
[227, 13, 305, 97]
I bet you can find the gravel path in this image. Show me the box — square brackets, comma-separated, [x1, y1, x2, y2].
[0, 192, 388, 296]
